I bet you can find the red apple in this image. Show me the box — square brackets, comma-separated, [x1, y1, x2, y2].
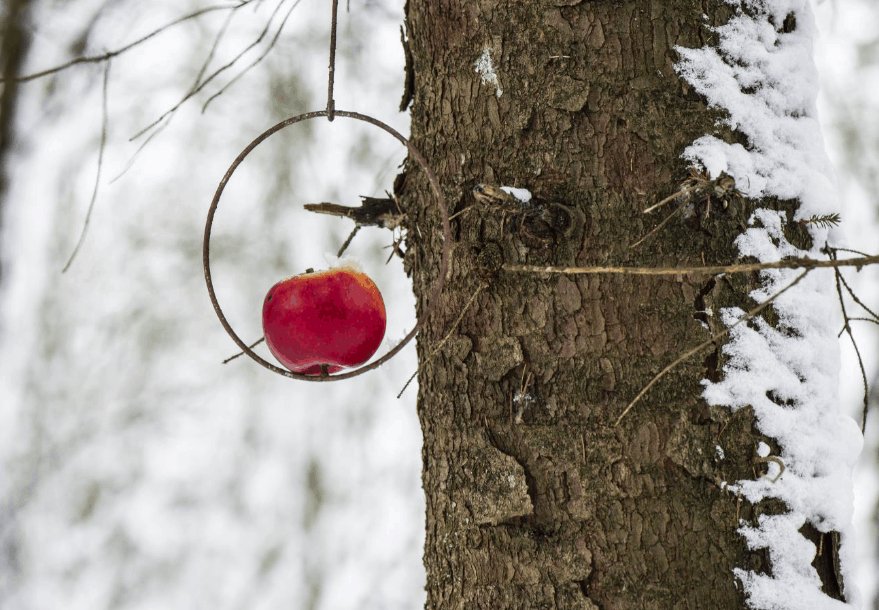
[262, 266, 387, 375]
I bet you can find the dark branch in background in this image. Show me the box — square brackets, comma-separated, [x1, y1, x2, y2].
[194, 4, 239, 87]
[848, 317, 879, 325]
[836, 267, 879, 323]
[827, 247, 875, 432]
[0, 0, 33, 284]
[1, 2, 257, 83]
[201, 0, 302, 112]
[130, 0, 295, 142]
[109, 115, 172, 183]
[62, 59, 111, 273]
[8, 0, 302, 267]
[111, 2, 240, 182]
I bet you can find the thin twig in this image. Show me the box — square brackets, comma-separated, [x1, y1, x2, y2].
[201, 0, 302, 112]
[130, 0, 290, 142]
[614, 270, 811, 426]
[111, 7, 240, 180]
[830, 250, 870, 432]
[193, 6, 239, 89]
[832, 247, 873, 258]
[630, 204, 685, 249]
[847, 317, 879, 326]
[836, 268, 879, 322]
[109, 115, 173, 183]
[223, 336, 265, 363]
[62, 59, 111, 273]
[448, 205, 475, 221]
[503, 254, 879, 278]
[397, 284, 486, 399]
[327, 0, 339, 120]
[642, 190, 682, 215]
[5, 3, 253, 83]
[336, 225, 361, 257]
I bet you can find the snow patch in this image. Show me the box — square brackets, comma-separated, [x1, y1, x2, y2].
[677, 0, 861, 607]
[500, 186, 532, 203]
[474, 47, 503, 98]
[734, 513, 850, 610]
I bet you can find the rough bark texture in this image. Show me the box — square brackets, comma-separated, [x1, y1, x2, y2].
[401, 1, 845, 609]
[400, 1, 760, 609]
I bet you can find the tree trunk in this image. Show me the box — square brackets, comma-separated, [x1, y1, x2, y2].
[401, 1, 845, 609]
[0, 0, 32, 283]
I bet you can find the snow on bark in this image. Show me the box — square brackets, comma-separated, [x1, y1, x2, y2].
[499, 185, 532, 203]
[474, 47, 503, 98]
[676, 1, 862, 607]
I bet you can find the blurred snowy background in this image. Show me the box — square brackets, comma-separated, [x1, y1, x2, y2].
[0, 1, 425, 609]
[0, 0, 876, 609]
[816, 0, 879, 605]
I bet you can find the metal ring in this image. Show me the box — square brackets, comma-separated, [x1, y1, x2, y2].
[204, 109, 451, 381]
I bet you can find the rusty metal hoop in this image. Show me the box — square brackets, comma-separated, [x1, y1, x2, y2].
[204, 109, 451, 381]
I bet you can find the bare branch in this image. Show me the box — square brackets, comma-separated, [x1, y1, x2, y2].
[630, 203, 685, 249]
[109, 115, 173, 183]
[4, 2, 255, 83]
[109, 5, 240, 182]
[201, 0, 302, 112]
[223, 336, 265, 364]
[130, 0, 293, 142]
[503, 254, 879, 278]
[832, 247, 874, 258]
[336, 225, 361, 257]
[829, 249, 871, 432]
[304, 196, 402, 229]
[836, 266, 879, 322]
[62, 59, 111, 273]
[193, 4, 239, 89]
[847, 317, 879, 326]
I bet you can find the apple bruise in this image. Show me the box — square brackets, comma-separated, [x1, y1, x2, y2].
[262, 268, 387, 375]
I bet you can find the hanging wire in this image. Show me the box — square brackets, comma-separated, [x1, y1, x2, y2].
[326, 0, 339, 120]
[204, 110, 451, 381]
[205, 2, 451, 380]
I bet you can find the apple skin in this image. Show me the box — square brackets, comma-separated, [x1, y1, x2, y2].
[262, 267, 387, 375]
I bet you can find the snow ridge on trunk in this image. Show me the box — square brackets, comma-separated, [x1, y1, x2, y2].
[676, 1, 862, 608]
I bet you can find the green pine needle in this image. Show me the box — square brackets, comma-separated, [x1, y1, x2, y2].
[800, 213, 842, 229]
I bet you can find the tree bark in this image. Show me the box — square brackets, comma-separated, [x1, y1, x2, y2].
[401, 1, 846, 609]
